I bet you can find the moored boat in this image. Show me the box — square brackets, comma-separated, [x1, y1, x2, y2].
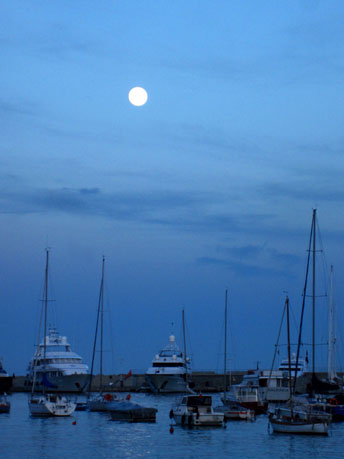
[0, 393, 10, 413]
[269, 294, 329, 435]
[109, 398, 157, 422]
[215, 399, 255, 421]
[29, 393, 76, 417]
[269, 411, 328, 435]
[28, 249, 76, 417]
[146, 311, 191, 394]
[170, 394, 224, 427]
[87, 257, 118, 411]
[0, 360, 13, 394]
[25, 328, 89, 393]
[214, 289, 255, 421]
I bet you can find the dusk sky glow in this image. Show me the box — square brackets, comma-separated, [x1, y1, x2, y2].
[1, 1, 344, 376]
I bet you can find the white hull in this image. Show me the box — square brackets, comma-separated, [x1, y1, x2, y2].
[29, 395, 76, 417]
[270, 417, 328, 435]
[173, 412, 224, 427]
[145, 374, 189, 393]
[26, 373, 89, 393]
[215, 405, 255, 421]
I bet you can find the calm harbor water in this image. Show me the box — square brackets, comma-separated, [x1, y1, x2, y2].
[1, 393, 344, 458]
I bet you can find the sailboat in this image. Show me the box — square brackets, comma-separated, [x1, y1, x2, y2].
[28, 249, 76, 417]
[269, 296, 329, 435]
[294, 209, 339, 396]
[215, 290, 255, 421]
[87, 257, 118, 411]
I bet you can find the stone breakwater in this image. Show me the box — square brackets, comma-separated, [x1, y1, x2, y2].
[10, 371, 336, 393]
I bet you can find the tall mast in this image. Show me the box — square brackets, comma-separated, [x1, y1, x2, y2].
[286, 296, 293, 416]
[182, 309, 188, 381]
[312, 209, 316, 375]
[100, 256, 105, 391]
[87, 257, 104, 397]
[293, 210, 313, 394]
[43, 248, 49, 395]
[223, 289, 228, 403]
[328, 265, 335, 380]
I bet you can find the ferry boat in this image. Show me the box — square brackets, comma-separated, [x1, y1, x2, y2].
[26, 327, 89, 393]
[145, 333, 191, 393]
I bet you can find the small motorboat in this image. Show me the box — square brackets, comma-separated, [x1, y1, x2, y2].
[87, 392, 119, 411]
[215, 399, 255, 421]
[0, 394, 10, 413]
[170, 394, 224, 427]
[109, 399, 157, 422]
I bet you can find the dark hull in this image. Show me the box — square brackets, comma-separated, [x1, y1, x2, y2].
[237, 401, 267, 415]
[109, 401, 157, 422]
[0, 377, 13, 394]
[110, 408, 157, 422]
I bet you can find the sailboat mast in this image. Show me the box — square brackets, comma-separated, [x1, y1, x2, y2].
[286, 297, 293, 414]
[182, 309, 188, 381]
[223, 289, 228, 402]
[87, 257, 104, 397]
[328, 265, 335, 380]
[43, 249, 49, 364]
[43, 248, 50, 395]
[100, 256, 105, 391]
[312, 209, 316, 375]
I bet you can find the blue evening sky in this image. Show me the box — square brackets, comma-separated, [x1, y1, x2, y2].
[1, 0, 344, 375]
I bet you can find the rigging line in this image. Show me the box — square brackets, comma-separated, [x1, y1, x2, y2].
[87, 259, 104, 398]
[316, 218, 329, 297]
[184, 315, 193, 368]
[215, 319, 225, 373]
[293, 213, 313, 394]
[31, 291, 45, 395]
[269, 299, 287, 380]
[227, 294, 236, 370]
[104, 278, 115, 375]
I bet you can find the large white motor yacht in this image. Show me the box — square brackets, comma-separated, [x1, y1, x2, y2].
[26, 327, 89, 393]
[145, 334, 191, 393]
[278, 353, 308, 378]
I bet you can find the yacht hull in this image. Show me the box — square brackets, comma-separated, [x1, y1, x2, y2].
[145, 374, 189, 393]
[25, 373, 89, 393]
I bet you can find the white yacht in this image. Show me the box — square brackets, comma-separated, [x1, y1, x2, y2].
[278, 353, 308, 378]
[145, 333, 191, 393]
[26, 327, 89, 393]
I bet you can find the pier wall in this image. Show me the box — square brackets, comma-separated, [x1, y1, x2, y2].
[11, 371, 339, 393]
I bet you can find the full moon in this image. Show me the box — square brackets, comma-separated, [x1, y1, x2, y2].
[128, 87, 148, 106]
